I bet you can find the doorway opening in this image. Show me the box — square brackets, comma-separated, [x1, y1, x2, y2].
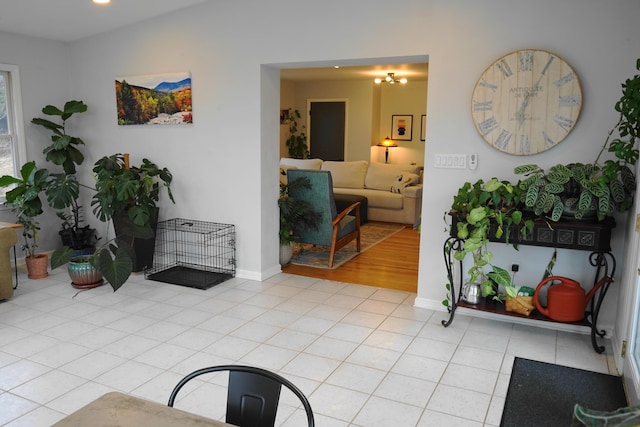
[274, 56, 429, 292]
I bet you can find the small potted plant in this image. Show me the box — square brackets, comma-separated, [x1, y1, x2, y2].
[0, 162, 50, 279]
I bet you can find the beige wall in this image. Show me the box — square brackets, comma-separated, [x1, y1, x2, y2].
[281, 76, 427, 165]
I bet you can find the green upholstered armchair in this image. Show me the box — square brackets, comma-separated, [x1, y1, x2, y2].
[287, 170, 361, 268]
[0, 227, 18, 300]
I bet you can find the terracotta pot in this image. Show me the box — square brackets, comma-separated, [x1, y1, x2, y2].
[68, 255, 103, 289]
[26, 254, 49, 279]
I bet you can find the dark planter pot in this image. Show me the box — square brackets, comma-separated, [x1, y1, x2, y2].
[68, 255, 103, 289]
[112, 207, 159, 272]
[59, 227, 97, 254]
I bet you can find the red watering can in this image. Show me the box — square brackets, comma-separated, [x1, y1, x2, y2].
[534, 275, 611, 322]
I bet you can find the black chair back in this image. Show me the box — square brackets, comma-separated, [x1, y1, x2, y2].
[168, 365, 315, 427]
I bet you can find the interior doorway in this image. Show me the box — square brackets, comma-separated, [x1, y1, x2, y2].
[308, 100, 347, 160]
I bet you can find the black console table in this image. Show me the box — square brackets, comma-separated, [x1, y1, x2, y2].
[442, 214, 616, 353]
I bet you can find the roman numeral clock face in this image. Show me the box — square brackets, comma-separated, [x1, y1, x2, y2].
[471, 49, 582, 155]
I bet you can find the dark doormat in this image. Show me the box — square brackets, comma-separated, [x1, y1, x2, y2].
[501, 357, 627, 427]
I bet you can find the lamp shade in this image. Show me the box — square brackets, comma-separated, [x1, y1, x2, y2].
[377, 137, 398, 148]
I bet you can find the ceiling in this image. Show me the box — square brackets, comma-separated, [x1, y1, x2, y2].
[0, 0, 427, 82]
[0, 0, 209, 42]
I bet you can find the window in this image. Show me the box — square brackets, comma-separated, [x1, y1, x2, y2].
[0, 64, 27, 203]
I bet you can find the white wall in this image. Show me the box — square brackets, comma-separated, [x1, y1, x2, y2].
[0, 31, 71, 251]
[3, 0, 640, 345]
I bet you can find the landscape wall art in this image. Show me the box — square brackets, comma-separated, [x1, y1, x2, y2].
[115, 71, 192, 125]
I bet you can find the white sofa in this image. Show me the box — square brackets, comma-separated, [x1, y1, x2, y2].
[280, 158, 422, 225]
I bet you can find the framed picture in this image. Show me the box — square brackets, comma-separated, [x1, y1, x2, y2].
[391, 115, 413, 140]
[115, 71, 192, 125]
[420, 115, 426, 141]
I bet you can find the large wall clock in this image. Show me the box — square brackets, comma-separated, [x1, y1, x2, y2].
[471, 49, 582, 155]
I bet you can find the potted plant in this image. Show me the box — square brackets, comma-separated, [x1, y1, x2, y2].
[50, 153, 174, 291]
[91, 153, 174, 272]
[278, 175, 321, 264]
[31, 100, 97, 253]
[514, 58, 640, 222]
[442, 178, 534, 308]
[285, 109, 309, 159]
[0, 162, 50, 279]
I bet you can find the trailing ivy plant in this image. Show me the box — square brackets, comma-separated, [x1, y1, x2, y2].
[443, 178, 534, 307]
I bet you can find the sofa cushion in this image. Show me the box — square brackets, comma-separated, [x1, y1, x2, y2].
[365, 162, 422, 191]
[280, 158, 323, 170]
[321, 160, 368, 189]
[333, 188, 404, 210]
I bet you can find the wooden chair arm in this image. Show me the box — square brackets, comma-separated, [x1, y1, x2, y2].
[332, 201, 361, 227]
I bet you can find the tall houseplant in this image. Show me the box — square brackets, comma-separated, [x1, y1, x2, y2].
[285, 109, 309, 159]
[32, 100, 97, 252]
[91, 154, 174, 272]
[0, 162, 50, 278]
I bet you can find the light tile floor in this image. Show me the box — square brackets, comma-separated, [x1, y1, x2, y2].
[0, 268, 616, 426]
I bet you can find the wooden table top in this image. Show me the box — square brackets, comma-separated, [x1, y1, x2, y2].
[0, 221, 22, 229]
[52, 392, 234, 427]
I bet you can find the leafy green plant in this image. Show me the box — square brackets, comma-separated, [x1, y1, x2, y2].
[443, 178, 533, 307]
[514, 162, 635, 221]
[32, 100, 97, 250]
[51, 154, 174, 292]
[279, 176, 321, 244]
[0, 162, 49, 258]
[514, 58, 640, 222]
[32, 100, 87, 175]
[285, 109, 309, 159]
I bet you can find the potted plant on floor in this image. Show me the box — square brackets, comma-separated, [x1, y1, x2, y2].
[0, 162, 50, 279]
[278, 175, 321, 265]
[91, 153, 174, 272]
[32, 100, 97, 254]
[52, 153, 174, 291]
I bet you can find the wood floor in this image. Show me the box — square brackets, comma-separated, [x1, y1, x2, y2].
[282, 223, 420, 293]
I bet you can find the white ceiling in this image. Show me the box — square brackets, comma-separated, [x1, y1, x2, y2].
[0, 0, 209, 42]
[0, 0, 428, 82]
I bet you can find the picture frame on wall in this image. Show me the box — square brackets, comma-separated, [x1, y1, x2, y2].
[391, 115, 413, 141]
[115, 71, 192, 125]
[420, 115, 426, 141]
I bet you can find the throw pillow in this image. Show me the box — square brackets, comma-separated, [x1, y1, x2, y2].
[365, 162, 421, 191]
[390, 172, 420, 193]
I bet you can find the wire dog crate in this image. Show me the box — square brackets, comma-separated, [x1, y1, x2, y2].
[145, 219, 235, 290]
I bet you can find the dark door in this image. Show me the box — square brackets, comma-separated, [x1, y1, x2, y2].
[309, 101, 345, 161]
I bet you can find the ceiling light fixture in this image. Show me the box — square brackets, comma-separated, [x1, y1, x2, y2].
[93, 0, 111, 4]
[374, 73, 407, 85]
